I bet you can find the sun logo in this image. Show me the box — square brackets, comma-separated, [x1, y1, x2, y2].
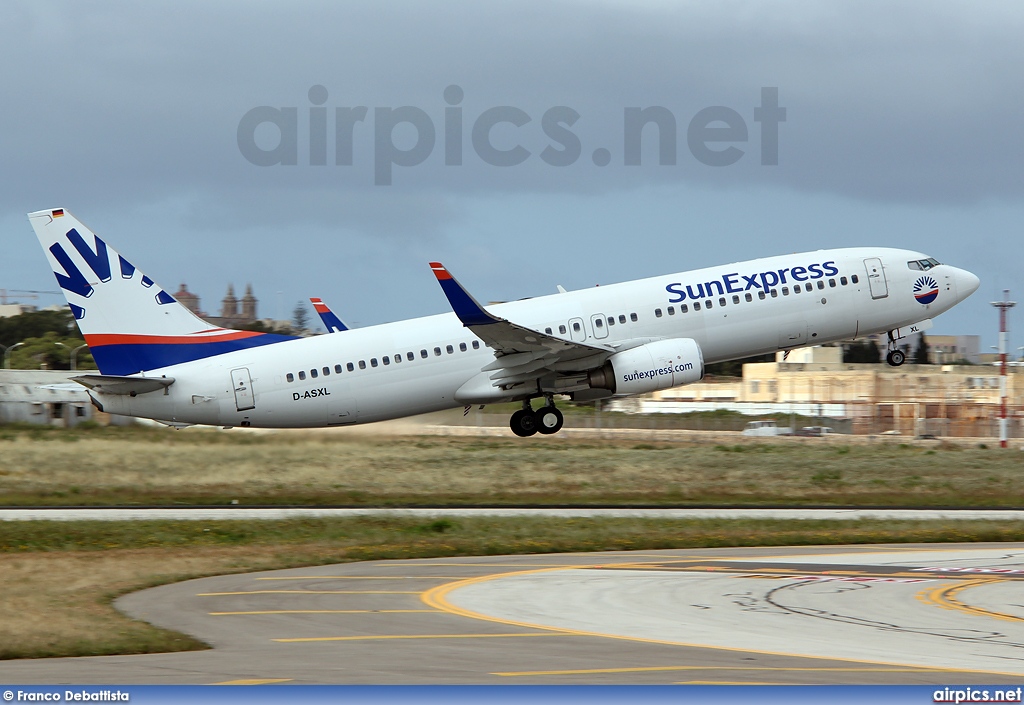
[913, 276, 939, 305]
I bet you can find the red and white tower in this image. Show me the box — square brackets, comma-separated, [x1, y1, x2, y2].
[991, 290, 1016, 448]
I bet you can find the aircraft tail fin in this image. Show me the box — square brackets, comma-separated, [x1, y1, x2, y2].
[310, 297, 349, 333]
[28, 208, 294, 375]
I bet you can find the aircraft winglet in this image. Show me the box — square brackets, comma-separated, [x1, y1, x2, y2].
[309, 297, 349, 333]
[429, 262, 498, 327]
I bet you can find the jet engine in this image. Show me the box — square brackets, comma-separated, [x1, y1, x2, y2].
[587, 338, 704, 395]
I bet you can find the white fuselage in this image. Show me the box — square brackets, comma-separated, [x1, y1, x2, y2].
[96, 247, 973, 428]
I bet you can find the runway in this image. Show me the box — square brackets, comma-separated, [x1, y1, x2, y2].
[2, 543, 1024, 684]
[3, 507, 1024, 521]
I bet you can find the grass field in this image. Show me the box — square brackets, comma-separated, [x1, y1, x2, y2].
[0, 424, 1019, 506]
[2, 424, 1023, 661]
[3, 515, 1024, 660]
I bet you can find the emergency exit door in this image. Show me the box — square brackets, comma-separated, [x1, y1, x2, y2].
[231, 368, 255, 411]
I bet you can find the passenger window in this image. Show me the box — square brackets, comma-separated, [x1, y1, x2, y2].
[619, 315, 627, 324]
[705, 300, 713, 309]
[595, 318, 604, 327]
[347, 362, 355, 371]
[545, 327, 552, 334]
[420, 350, 428, 359]
[572, 322, 581, 332]
[407, 352, 415, 361]
[851, 274, 860, 284]
[383, 356, 390, 366]
[732, 295, 739, 304]
[299, 371, 306, 380]
[335, 364, 342, 374]
[782, 287, 789, 296]
[359, 360, 366, 369]
[817, 281, 824, 290]
[719, 297, 726, 307]
[667, 306, 675, 315]
[434, 347, 442, 356]
[630, 313, 638, 322]
[559, 325, 567, 334]
[745, 292, 752, 302]
[310, 368, 318, 378]
[394, 353, 402, 363]
[607, 317, 615, 325]
[793, 285, 801, 294]
[446, 345, 454, 354]
[758, 291, 766, 300]
[829, 279, 836, 288]
[694, 301, 701, 311]
[771, 289, 778, 298]
[840, 276, 848, 285]
[654, 308, 662, 318]
[681, 303, 689, 313]
[286, 373, 294, 383]
[472, 340, 480, 349]
[323, 366, 330, 375]
[370, 358, 378, 367]
[459, 342, 467, 352]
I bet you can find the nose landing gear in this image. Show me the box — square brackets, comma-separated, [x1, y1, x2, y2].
[885, 330, 907, 367]
[886, 348, 906, 367]
[509, 396, 565, 437]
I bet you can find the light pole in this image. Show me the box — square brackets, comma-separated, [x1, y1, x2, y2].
[991, 290, 1016, 448]
[50, 341, 68, 371]
[2, 342, 25, 369]
[70, 343, 88, 371]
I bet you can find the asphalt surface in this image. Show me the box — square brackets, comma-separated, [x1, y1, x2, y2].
[2, 543, 1024, 684]
[3, 507, 1024, 521]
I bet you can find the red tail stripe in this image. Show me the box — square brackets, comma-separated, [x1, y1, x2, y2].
[85, 330, 264, 346]
[429, 262, 452, 280]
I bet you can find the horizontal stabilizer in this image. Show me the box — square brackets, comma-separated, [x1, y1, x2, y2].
[72, 374, 175, 396]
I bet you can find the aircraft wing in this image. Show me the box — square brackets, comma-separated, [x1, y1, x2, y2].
[429, 262, 613, 389]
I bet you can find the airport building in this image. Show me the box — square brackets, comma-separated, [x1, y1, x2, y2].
[611, 345, 1023, 437]
[0, 370, 131, 427]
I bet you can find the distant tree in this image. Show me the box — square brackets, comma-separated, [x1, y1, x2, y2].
[292, 301, 310, 332]
[843, 340, 881, 363]
[5, 331, 96, 370]
[913, 335, 930, 364]
[0, 309, 80, 348]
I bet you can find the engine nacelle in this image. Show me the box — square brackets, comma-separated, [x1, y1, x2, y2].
[588, 338, 704, 395]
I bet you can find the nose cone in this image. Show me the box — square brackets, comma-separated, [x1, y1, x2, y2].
[957, 268, 981, 299]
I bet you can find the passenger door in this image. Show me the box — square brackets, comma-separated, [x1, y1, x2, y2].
[864, 257, 888, 299]
[230, 368, 255, 411]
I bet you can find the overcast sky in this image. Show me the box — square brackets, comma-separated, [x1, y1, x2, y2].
[1, 1, 1021, 348]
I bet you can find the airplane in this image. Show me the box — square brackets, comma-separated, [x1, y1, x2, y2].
[310, 297, 350, 333]
[28, 208, 980, 437]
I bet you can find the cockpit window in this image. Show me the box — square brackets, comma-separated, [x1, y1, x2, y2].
[908, 258, 941, 271]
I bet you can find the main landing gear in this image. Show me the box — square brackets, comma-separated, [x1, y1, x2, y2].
[510, 396, 565, 437]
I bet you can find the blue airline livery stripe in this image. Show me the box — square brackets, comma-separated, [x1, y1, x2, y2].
[665, 260, 839, 303]
[88, 333, 297, 376]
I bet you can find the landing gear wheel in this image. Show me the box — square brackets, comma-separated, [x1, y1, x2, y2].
[534, 406, 564, 435]
[886, 349, 906, 367]
[510, 409, 538, 437]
